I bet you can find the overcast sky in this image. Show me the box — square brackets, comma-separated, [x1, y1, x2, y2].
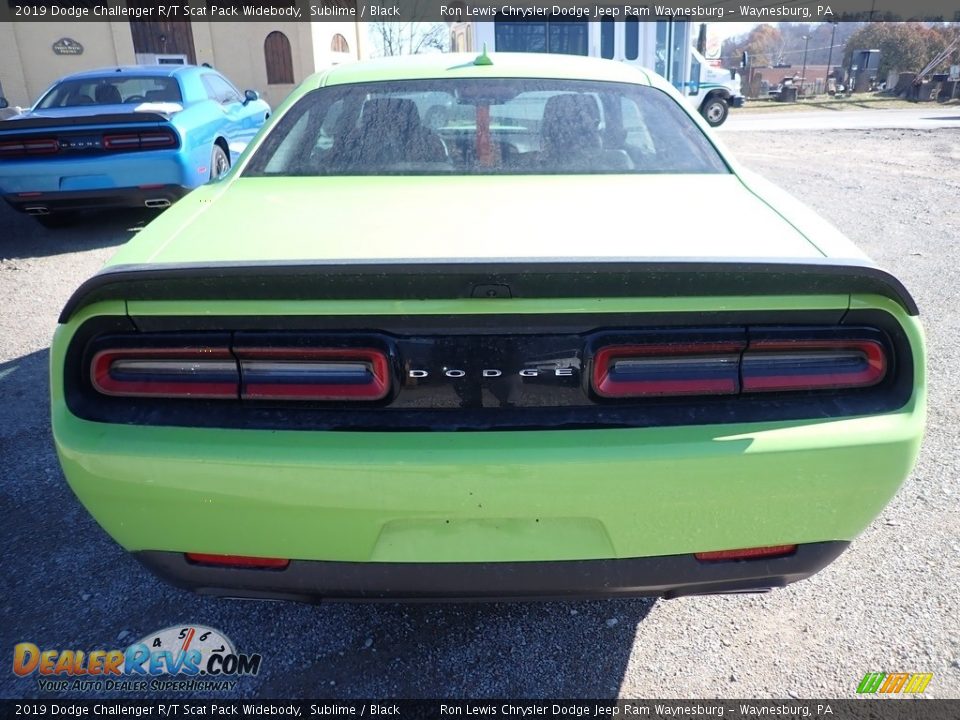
[707, 22, 761, 42]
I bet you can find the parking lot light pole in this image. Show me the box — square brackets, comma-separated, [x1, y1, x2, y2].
[801, 35, 810, 97]
[825, 23, 837, 93]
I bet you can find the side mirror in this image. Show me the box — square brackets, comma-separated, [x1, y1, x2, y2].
[0, 97, 8, 110]
[243, 89, 259, 105]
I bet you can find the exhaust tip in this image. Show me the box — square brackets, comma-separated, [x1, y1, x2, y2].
[144, 198, 171, 209]
[24, 206, 49, 215]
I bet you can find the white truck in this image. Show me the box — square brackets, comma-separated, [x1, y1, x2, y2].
[450, 20, 744, 126]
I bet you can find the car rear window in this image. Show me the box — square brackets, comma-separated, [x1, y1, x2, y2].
[36, 76, 183, 108]
[244, 79, 729, 176]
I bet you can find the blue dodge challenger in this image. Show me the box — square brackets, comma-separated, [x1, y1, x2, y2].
[0, 64, 270, 226]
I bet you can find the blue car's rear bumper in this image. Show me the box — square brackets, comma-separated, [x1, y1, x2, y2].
[0, 148, 202, 208]
[4, 184, 190, 213]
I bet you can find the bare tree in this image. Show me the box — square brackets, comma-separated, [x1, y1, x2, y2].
[369, 22, 448, 57]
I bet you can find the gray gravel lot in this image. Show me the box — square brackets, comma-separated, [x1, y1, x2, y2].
[1, 128, 958, 699]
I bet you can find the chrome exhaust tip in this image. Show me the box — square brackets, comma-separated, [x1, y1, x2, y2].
[24, 206, 49, 216]
[144, 198, 171, 209]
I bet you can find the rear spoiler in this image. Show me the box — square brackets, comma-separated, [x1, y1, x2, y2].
[59, 258, 919, 324]
[0, 113, 170, 131]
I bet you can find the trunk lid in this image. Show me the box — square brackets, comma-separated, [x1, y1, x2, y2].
[111, 174, 823, 266]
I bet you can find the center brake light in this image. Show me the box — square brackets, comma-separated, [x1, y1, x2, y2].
[89, 343, 391, 402]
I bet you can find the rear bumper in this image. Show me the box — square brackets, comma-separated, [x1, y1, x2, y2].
[0, 148, 199, 197]
[136, 542, 849, 601]
[54, 404, 923, 565]
[4, 185, 190, 213]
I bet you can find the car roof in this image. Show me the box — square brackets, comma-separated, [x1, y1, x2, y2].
[310, 52, 656, 90]
[57, 65, 197, 81]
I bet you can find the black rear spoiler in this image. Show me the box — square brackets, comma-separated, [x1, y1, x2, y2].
[1, 113, 170, 131]
[59, 258, 919, 324]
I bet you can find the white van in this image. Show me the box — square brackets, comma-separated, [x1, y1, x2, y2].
[452, 20, 744, 126]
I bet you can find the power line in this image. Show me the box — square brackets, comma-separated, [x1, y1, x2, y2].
[715, 42, 847, 62]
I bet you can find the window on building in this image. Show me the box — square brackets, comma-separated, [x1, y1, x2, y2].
[264, 31, 294, 85]
[655, 22, 669, 77]
[494, 22, 588, 56]
[331, 33, 350, 53]
[600, 18, 615, 59]
[625, 18, 639, 61]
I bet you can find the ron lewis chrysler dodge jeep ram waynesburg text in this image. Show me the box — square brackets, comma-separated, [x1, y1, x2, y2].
[52, 53, 925, 601]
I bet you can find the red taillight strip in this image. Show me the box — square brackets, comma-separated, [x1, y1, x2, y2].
[592, 342, 745, 398]
[741, 339, 886, 392]
[102, 131, 177, 151]
[0, 138, 59, 156]
[236, 347, 391, 401]
[90, 347, 238, 399]
[139, 132, 177, 147]
[185, 553, 289, 569]
[695, 545, 798, 562]
[102, 134, 141, 150]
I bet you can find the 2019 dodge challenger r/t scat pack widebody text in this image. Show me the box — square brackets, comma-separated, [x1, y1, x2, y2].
[51, 53, 925, 602]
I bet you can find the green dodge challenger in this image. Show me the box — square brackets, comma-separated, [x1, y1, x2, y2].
[52, 53, 925, 601]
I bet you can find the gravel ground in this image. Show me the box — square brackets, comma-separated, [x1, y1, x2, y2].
[1, 128, 958, 700]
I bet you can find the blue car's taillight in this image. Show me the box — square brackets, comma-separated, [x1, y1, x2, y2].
[0, 138, 59, 157]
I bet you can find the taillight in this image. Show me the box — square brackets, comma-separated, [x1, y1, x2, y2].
[236, 347, 391, 401]
[695, 545, 797, 562]
[741, 339, 886, 392]
[90, 347, 238, 399]
[591, 333, 888, 399]
[89, 343, 392, 402]
[139, 132, 178, 148]
[102, 134, 140, 150]
[185, 553, 289, 569]
[591, 342, 744, 398]
[102, 130, 177, 151]
[0, 138, 59, 157]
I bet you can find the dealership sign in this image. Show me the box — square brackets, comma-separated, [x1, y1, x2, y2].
[52, 38, 84, 56]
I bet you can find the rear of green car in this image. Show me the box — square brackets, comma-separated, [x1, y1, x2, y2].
[50, 54, 925, 600]
[51, 287, 924, 600]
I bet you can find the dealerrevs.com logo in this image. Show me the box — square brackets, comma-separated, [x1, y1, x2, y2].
[13, 625, 261, 693]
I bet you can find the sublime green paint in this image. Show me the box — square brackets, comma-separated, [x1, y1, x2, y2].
[106, 175, 824, 268]
[51, 54, 925, 566]
[51, 295, 925, 563]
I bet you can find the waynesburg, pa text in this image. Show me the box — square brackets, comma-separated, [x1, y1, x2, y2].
[438, 4, 829, 20]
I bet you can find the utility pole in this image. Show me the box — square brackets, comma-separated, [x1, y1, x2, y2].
[825, 22, 837, 94]
[800, 35, 810, 97]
